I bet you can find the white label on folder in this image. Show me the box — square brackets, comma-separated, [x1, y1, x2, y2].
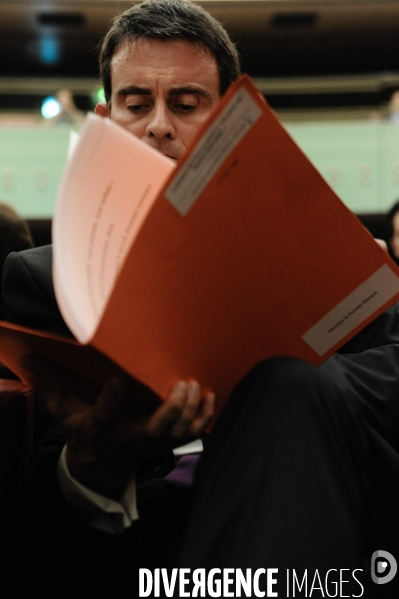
[302, 264, 399, 356]
[165, 87, 262, 216]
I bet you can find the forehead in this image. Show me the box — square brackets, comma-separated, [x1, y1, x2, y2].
[110, 38, 220, 94]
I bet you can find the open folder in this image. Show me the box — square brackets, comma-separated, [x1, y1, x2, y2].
[0, 74, 398, 416]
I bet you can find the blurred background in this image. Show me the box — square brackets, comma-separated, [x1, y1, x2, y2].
[1, 0, 399, 245]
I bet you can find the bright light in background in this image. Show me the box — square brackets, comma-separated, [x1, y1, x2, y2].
[41, 96, 61, 118]
[92, 87, 106, 105]
[40, 35, 60, 65]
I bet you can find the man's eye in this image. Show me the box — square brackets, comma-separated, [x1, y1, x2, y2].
[127, 104, 147, 112]
[174, 103, 196, 113]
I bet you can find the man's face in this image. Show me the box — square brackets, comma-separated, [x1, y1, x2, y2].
[95, 38, 221, 161]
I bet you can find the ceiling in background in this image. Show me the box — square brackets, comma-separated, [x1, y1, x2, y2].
[1, 1, 399, 111]
[1, 0, 399, 78]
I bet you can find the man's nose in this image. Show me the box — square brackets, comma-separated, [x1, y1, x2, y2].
[145, 102, 176, 140]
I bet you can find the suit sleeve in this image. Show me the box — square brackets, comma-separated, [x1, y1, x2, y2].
[338, 301, 399, 353]
[2, 245, 73, 337]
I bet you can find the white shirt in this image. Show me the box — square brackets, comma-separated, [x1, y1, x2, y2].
[57, 439, 203, 535]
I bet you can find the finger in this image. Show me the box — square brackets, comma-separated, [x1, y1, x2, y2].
[188, 391, 215, 436]
[170, 380, 202, 437]
[146, 381, 188, 436]
[375, 238, 388, 253]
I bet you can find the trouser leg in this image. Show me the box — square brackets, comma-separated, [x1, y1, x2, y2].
[178, 357, 399, 598]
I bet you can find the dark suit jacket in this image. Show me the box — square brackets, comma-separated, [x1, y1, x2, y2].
[4, 245, 399, 597]
[2, 245, 194, 598]
[2, 245, 70, 337]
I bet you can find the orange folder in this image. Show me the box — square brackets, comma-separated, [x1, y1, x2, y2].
[0, 75, 398, 417]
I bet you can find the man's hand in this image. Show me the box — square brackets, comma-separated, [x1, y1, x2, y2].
[21, 355, 214, 498]
[375, 238, 388, 252]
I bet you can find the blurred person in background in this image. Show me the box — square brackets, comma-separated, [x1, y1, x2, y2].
[386, 199, 399, 263]
[0, 202, 33, 376]
[388, 90, 399, 124]
[0, 202, 33, 319]
[45, 88, 85, 128]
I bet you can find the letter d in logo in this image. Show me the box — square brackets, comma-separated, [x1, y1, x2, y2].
[371, 550, 397, 584]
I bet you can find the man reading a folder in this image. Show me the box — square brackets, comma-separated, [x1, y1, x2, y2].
[2, 1, 399, 597]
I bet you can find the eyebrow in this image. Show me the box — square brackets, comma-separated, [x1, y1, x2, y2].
[169, 86, 212, 99]
[116, 85, 212, 99]
[117, 86, 150, 97]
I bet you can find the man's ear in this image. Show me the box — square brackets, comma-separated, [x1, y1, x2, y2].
[94, 102, 111, 118]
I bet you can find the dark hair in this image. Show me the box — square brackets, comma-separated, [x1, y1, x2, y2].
[0, 202, 33, 318]
[99, 0, 241, 103]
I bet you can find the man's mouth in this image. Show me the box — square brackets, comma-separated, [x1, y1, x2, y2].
[164, 153, 179, 161]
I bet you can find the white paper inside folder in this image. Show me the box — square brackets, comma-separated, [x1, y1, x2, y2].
[52, 113, 175, 344]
